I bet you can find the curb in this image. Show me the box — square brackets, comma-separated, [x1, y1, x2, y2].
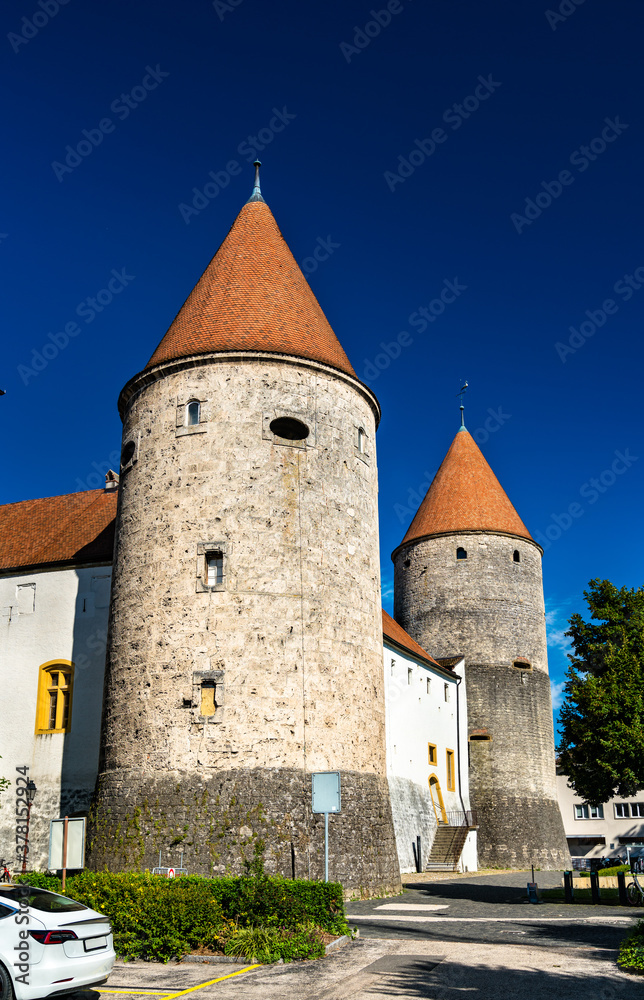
[325, 935, 351, 954]
[181, 935, 351, 965]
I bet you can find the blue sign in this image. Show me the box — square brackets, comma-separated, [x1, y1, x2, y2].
[312, 771, 341, 813]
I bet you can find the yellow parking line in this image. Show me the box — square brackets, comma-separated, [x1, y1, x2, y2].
[163, 967, 262, 997]
[101, 992, 173, 995]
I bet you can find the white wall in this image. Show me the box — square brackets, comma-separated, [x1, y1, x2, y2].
[384, 644, 475, 873]
[0, 565, 110, 870]
[556, 771, 644, 860]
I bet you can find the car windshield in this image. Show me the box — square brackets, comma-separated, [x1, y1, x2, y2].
[0, 887, 87, 912]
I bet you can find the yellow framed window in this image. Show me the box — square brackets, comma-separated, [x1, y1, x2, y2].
[36, 661, 74, 734]
[446, 749, 455, 791]
[428, 743, 437, 766]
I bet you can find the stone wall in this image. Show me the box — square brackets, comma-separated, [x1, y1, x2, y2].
[89, 767, 400, 897]
[393, 531, 569, 868]
[89, 354, 401, 894]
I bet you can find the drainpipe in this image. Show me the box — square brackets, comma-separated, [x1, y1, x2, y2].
[455, 672, 468, 820]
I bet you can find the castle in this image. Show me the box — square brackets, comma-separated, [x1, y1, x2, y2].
[0, 166, 569, 893]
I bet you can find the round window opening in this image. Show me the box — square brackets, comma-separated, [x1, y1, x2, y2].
[120, 440, 136, 469]
[270, 416, 310, 441]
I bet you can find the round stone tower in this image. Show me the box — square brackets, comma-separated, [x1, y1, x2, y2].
[392, 424, 569, 869]
[88, 167, 400, 895]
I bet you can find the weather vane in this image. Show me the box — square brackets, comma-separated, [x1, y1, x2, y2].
[456, 380, 468, 427]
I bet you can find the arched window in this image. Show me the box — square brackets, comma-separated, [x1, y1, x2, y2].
[186, 400, 200, 426]
[35, 661, 74, 734]
[513, 550, 520, 563]
[456, 547, 467, 560]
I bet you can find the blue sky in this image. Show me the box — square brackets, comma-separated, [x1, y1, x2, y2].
[2, 0, 643, 737]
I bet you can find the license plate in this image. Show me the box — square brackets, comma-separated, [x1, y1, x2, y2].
[83, 936, 107, 952]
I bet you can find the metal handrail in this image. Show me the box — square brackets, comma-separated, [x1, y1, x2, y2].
[444, 809, 478, 827]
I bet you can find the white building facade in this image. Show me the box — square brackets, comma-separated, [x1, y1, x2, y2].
[0, 489, 115, 871]
[383, 611, 477, 874]
[556, 769, 644, 865]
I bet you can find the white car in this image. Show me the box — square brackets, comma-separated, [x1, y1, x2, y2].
[0, 884, 115, 999]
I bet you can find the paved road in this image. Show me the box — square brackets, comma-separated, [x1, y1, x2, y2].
[76, 872, 644, 999]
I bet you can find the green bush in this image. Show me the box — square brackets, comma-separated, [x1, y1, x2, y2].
[14, 871, 347, 963]
[618, 919, 644, 972]
[577, 865, 630, 878]
[223, 924, 326, 963]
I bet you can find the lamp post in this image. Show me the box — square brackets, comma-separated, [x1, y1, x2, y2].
[21, 780, 37, 873]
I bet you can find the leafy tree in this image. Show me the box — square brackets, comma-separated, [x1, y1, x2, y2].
[558, 579, 644, 805]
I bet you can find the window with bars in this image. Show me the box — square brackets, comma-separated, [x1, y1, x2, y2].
[36, 662, 74, 734]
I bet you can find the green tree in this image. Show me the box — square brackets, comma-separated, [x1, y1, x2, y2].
[558, 579, 644, 805]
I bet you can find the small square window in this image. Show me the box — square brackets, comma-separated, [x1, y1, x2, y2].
[631, 803, 644, 817]
[575, 804, 589, 820]
[615, 803, 630, 818]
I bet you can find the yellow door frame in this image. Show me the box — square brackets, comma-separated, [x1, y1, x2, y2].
[428, 773, 447, 824]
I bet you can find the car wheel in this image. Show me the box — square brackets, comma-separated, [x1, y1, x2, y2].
[0, 963, 15, 1000]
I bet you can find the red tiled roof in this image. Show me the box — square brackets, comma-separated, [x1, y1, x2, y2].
[0, 491, 117, 573]
[146, 200, 356, 377]
[382, 609, 441, 667]
[399, 428, 532, 547]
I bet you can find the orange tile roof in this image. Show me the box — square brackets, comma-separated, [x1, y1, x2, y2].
[0, 490, 117, 573]
[398, 427, 533, 547]
[382, 609, 442, 667]
[146, 199, 356, 377]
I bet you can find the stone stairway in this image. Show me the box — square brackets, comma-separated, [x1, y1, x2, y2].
[425, 822, 470, 872]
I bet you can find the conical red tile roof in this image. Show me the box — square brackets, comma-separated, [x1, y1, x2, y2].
[146, 199, 356, 377]
[399, 427, 533, 546]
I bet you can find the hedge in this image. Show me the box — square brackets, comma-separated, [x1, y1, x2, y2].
[578, 865, 630, 878]
[15, 871, 348, 963]
[618, 918, 644, 973]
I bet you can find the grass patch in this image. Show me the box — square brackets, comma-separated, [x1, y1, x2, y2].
[540, 887, 622, 904]
[619, 919, 644, 973]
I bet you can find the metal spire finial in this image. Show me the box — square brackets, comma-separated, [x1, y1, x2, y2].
[456, 381, 468, 428]
[247, 159, 265, 203]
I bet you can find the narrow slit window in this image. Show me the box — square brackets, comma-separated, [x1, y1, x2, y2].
[426, 678, 431, 694]
[444, 683, 450, 702]
[446, 749, 455, 791]
[358, 427, 366, 454]
[186, 400, 200, 426]
[456, 547, 467, 560]
[513, 550, 520, 563]
[390, 659, 395, 677]
[428, 743, 437, 765]
[200, 682, 217, 718]
[407, 668, 413, 685]
[206, 552, 223, 587]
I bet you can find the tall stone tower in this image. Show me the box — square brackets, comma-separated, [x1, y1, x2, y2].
[392, 424, 569, 868]
[88, 167, 401, 896]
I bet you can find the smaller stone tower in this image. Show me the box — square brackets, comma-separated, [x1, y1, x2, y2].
[392, 424, 569, 869]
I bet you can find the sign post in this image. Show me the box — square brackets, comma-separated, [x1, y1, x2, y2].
[312, 772, 341, 882]
[49, 817, 86, 888]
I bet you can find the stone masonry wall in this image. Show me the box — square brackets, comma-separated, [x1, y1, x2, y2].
[393, 532, 569, 868]
[89, 356, 401, 893]
[88, 767, 400, 897]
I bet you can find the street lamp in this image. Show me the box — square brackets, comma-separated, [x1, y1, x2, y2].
[21, 780, 37, 873]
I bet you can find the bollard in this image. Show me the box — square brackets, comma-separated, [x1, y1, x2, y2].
[564, 870, 574, 904]
[617, 870, 628, 906]
[590, 870, 601, 904]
